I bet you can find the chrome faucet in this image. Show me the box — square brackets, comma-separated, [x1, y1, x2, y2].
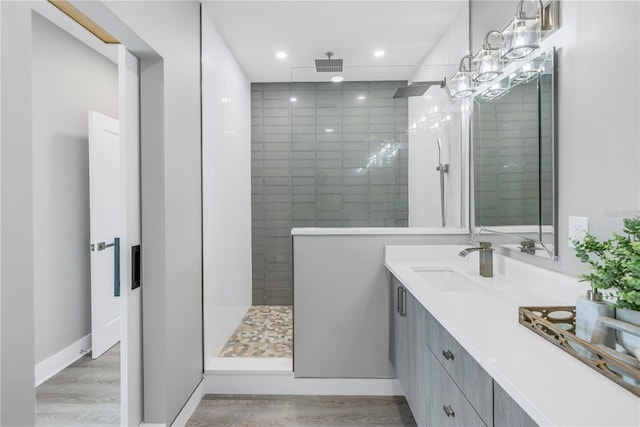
[458, 242, 494, 277]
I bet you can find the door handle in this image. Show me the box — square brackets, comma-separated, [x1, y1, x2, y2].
[113, 238, 120, 297]
[399, 287, 407, 317]
[90, 238, 120, 297]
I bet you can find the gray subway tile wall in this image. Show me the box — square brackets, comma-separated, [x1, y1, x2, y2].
[251, 81, 409, 305]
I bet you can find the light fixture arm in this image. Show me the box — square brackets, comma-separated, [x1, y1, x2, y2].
[515, 0, 543, 20]
[482, 30, 504, 50]
[458, 54, 473, 72]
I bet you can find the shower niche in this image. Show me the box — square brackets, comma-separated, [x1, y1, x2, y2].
[472, 47, 557, 260]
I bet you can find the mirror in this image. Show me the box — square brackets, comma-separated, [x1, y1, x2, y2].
[472, 48, 557, 260]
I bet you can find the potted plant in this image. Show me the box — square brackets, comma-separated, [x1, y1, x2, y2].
[573, 217, 640, 354]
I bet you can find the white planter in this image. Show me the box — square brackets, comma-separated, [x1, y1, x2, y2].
[615, 308, 640, 358]
[576, 295, 615, 347]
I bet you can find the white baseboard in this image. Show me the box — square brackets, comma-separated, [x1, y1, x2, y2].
[204, 371, 403, 396]
[35, 333, 92, 386]
[170, 378, 205, 427]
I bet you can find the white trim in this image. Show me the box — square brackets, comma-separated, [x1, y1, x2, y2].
[291, 227, 470, 236]
[35, 333, 91, 387]
[206, 357, 292, 373]
[204, 372, 403, 396]
[170, 379, 205, 427]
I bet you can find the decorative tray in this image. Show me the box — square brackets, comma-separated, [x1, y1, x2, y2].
[518, 306, 640, 397]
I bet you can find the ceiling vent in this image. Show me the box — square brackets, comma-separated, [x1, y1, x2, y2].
[315, 52, 343, 72]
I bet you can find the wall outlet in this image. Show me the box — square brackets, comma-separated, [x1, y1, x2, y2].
[568, 216, 589, 248]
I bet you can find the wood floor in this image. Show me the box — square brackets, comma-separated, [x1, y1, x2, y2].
[36, 343, 120, 426]
[186, 395, 417, 426]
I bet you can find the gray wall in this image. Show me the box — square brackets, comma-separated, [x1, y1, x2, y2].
[293, 232, 470, 378]
[2, 1, 204, 423]
[1, 2, 35, 424]
[252, 82, 409, 305]
[32, 12, 119, 365]
[471, 1, 640, 275]
[98, 1, 204, 423]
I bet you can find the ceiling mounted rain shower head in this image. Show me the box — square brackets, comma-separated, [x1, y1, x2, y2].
[315, 52, 343, 72]
[393, 79, 447, 98]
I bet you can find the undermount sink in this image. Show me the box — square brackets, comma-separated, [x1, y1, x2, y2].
[411, 268, 483, 292]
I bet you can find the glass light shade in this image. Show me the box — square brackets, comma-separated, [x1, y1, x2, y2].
[472, 48, 503, 83]
[481, 77, 510, 101]
[447, 70, 475, 99]
[510, 55, 545, 85]
[502, 16, 541, 60]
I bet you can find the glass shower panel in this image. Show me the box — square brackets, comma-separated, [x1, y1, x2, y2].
[291, 81, 408, 228]
[251, 81, 409, 305]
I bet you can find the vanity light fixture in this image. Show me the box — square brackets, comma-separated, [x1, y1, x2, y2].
[502, 0, 543, 60]
[447, 55, 475, 99]
[481, 76, 510, 101]
[276, 51, 288, 59]
[374, 50, 385, 57]
[473, 30, 505, 83]
[331, 75, 344, 83]
[511, 53, 546, 85]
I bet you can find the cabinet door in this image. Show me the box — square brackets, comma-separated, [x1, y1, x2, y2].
[406, 291, 427, 427]
[494, 381, 538, 427]
[390, 276, 409, 392]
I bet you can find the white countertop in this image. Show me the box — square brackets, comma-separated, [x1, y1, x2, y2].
[385, 245, 640, 427]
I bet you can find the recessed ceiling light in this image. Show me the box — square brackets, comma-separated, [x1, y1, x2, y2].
[276, 51, 287, 59]
[374, 50, 385, 57]
[290, 97, 297, 102]
[331, 75, 344, 83]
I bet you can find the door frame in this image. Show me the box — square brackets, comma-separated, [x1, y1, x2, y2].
[0, 2, 153, 425]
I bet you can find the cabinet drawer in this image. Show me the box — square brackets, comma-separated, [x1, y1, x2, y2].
[425, 348, 486, 427]
[425, 311, 493, 425]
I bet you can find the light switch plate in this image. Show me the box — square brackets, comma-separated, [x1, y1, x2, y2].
[568, 216, 589, 248]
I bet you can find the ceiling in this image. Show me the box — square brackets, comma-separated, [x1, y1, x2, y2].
[202, 1, 467, 83]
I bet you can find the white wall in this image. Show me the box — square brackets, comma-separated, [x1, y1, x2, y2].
[32, 12, 118, 365]
[201, 5, 252, 362]
[470, 1, 640, 276]
[408, 4, 469, 228]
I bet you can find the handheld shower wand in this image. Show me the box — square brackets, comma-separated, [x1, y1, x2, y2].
[435, 138, 449, 227]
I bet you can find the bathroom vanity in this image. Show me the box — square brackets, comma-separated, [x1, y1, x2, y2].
[385, 245, 639, 427]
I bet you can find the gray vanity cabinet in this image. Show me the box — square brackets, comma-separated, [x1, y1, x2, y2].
[389, 276, 427, 426]
[424, 348, 486, 426]
[389, 273, 537, 427]
[425, 310, 493, 426]
[390, 276, 409, 391]
[494, 381, 537, 427]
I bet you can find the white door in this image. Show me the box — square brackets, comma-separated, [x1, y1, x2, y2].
[88, 110, 121, 359]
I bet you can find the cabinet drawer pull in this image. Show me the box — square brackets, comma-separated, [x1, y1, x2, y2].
[442, 350, 454, 360]
[399, 287, 407, 317]
[443, 404, 455, 417]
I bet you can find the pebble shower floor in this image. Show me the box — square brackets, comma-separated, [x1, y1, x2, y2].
[218, 305, 293, 358]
